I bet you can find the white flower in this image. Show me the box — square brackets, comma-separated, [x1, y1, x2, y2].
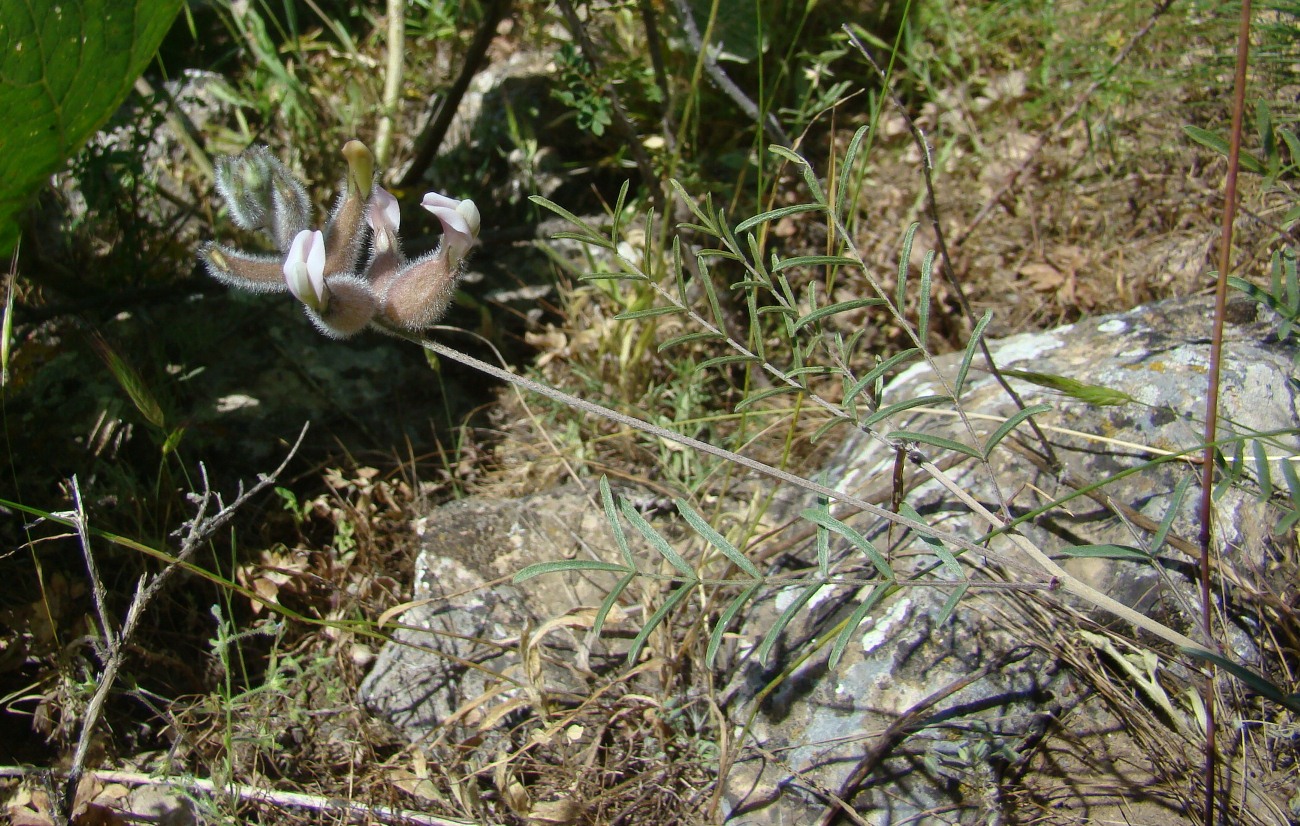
[284, 229, 328, 311]
[420, 192, 480, 265]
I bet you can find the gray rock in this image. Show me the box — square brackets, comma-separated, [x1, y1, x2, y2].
[360, 483, 625, 740]
[720, 295, 1297, 823]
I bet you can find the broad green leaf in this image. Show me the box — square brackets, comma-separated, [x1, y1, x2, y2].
[0, 0, 184, 256]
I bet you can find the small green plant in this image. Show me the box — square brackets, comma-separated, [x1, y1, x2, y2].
[552, 43, 615, 137]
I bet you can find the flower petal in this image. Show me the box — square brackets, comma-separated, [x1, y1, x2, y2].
[368, 187, 401, 234]
[285, 230, 328, 310]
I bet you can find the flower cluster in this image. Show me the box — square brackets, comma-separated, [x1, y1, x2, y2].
[200, 141, 479, 338]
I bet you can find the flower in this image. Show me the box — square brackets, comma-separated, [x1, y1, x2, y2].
[201, 141, 482, 339]
[420, 192, 480, 266]
[284, 230, 328, 311]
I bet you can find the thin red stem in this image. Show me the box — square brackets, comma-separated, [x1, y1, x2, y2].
[1199, 1, 1252, 821]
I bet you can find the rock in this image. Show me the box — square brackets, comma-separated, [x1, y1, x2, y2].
[359, 483, 625, 740]
[719, 294, 1298, 823]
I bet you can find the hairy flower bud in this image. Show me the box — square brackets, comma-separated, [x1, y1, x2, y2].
[214, 145, 311, 252]
[323, 141, 377, 275]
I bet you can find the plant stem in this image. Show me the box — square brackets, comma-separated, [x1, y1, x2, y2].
[373, 0, 406, 169]
[1200, 1, 1254, 820]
